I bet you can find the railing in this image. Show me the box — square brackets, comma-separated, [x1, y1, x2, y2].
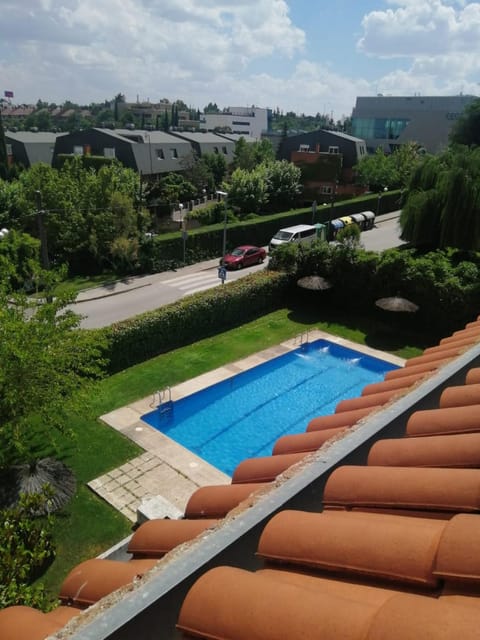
[295, 330, 310, 346]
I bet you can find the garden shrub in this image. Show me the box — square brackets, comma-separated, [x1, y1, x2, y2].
[0, 492, 56, 611]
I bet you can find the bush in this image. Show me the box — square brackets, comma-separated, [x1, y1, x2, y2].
[0, 492, 57, 611]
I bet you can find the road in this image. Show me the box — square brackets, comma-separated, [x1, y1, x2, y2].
[71, 213, 404, 329]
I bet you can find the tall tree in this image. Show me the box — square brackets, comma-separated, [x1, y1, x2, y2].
[0, 109, 8, 180]
[399, 146, 480, 250]
[450, 99, 480, 147]
[0, 285, 106, 471]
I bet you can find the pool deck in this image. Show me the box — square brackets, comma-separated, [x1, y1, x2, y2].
[90, 330, 405, 523]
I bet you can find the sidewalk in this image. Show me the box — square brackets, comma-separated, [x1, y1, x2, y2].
[74, 258, 221, 303]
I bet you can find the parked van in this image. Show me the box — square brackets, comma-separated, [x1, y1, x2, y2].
[269, 224, 319, 252]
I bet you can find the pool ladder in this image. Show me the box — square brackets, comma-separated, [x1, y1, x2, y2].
[295, 330, 310, 346]
[152, 387, 173, 419]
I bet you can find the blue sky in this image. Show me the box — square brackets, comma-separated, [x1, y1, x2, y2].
[1, 1, 479, 120]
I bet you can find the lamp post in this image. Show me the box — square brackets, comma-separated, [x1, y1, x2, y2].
[376, 186, 388, 217]
[34, 190, 50, 270]
[216, 190, 228, 265]
[179, 203, 187, 265]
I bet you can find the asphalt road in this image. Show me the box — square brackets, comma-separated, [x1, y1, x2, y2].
[71, 213, 404, 329]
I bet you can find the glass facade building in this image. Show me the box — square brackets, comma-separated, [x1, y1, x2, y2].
[351, 95, 478, 154]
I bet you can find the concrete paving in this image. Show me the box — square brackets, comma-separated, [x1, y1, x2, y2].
[88, 331, 404, 523]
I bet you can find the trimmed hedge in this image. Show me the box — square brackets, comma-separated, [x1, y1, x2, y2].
[139, 191, 401, 270]
[102, 270, 292, 373]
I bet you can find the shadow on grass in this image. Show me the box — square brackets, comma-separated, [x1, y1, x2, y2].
[286, 302, 432, 358]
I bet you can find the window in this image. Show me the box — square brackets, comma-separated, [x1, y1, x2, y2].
[157, 148, 165, 159]
[321, 186, 333, 195]
[222, 146, 228, 154]
[299, 144, 310, 152]
[300, 229, 316, 239]
[73, 145, 83, 155]
[170, 148, 178, 159]
[351, 117, 410, 140]
[328, 146, 339, 154]
[213, 147, 219, 154]
[104, 147, 115, 158]
[5, 144, 12, 155]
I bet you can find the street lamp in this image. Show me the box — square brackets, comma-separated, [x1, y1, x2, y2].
[216, 190, 228, 267]
[376, 186, 388, 217]
[179, 203, 187, 265]
[34, 190, 50, 270]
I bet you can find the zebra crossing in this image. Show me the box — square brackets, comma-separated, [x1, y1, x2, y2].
[161, 270, 224, 296]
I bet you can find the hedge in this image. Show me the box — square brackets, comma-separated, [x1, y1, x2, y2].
[140, 190, 401, 270]
[101, 270, 292, 373]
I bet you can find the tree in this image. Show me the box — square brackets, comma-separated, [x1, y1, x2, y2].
[198, 153, 227, 190]
[0, 285, 106, 471]
[399, 146, 480, 250]
[263, 160, 302, 212]
[227, 166, 268, 214]
[233, 137, 275, 171]
[204, 102, 220, 113]
[0, 109, 8, 180]
[450, 99, 480, 147]
[0, 229, 41, 291]
[354, 148, 398, 191]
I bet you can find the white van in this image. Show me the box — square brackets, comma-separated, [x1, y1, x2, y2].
[269, 224, 318, 252]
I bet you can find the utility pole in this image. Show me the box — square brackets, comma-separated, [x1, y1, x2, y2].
[35, 190, 50, 270]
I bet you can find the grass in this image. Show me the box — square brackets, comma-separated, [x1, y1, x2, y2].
[37, 305, 428, 597]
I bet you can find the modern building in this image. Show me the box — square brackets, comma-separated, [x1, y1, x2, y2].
[351, 94, 478, 154]
[199, 106, 270, 139]
[278, 129, 368, 200]
[5, 131, 65, 168]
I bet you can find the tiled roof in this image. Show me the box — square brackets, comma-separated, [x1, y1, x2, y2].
[2, 320, 480, 638]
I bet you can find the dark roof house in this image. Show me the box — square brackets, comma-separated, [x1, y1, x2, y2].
[53, 128, 192, 176]
[5, 131, 65, 168]
[2, 319, 480, 638]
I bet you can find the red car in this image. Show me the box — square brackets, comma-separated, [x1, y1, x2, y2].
[221, 245, 266, 270]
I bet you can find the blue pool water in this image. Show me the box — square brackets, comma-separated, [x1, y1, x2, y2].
[141, 339, 398, 476]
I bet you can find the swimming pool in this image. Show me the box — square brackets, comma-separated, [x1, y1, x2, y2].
[141, 339, 399, 476]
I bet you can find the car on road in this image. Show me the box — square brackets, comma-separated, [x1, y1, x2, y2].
[221, 245, 266, 269]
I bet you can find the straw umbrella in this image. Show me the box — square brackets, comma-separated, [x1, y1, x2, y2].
[375, 296, 419, 313]
[297, 275, 333, 291]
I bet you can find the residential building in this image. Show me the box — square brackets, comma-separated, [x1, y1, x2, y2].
[116, 99, 195, 130]
[5, 131, 64, 168]
[168, 130, 237, 163]
[53, 128, 193, 176]
[199, 106, 270, 139]
[351, 94, 478, 154]
[278, 129, 368, 200]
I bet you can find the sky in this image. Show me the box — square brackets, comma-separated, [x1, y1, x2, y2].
[1, 0, 480, 120]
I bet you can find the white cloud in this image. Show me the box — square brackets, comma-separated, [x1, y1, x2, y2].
[358, 0, 480, 57]
[0, 0, 307, 108]
[2, 1, 478, 120]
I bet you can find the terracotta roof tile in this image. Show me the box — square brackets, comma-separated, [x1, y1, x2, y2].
[5, 318, 480, 638]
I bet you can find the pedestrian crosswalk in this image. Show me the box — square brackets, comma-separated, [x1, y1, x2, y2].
[162, 271, 223, 296]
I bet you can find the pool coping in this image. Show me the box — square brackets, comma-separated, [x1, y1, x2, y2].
[91, 330, 405, 522]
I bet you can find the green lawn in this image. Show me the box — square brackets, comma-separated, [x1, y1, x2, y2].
[38, 306, 427, 597]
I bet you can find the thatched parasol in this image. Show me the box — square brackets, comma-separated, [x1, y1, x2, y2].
[375, 296, 419, 313]
[0, 458, 76, 514]
[297, 275, 332, 291]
